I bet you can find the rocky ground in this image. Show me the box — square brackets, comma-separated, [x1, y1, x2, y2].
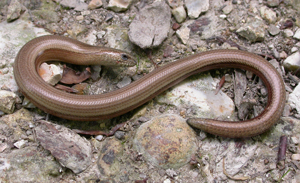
[1, 0, 300, 182]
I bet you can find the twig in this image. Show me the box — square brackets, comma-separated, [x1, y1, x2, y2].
[146, 49, 158, 68]
[223, 157, 249, 181]
[73, 121, 127, 136]
[215, 75, 225, 95]
[277, 135, 288, 170]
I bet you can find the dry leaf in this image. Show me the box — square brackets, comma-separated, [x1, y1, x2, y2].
[60, 65, 91, 84]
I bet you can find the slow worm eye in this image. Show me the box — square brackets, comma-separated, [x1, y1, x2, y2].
[121, 54, 128, 61]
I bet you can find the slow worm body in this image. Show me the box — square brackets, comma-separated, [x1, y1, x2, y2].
[14, 35, 286, 138]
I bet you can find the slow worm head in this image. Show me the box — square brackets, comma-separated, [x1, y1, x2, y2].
[14, 35, 286, 138]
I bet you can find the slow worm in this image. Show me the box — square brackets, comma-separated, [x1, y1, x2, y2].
[14, 35, 286, 138]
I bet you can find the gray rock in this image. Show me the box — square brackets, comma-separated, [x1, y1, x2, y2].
[6, 0, 24, 22]
[114, 131, 125, 139]
[166, 169, 177, 178]
[172, 6, 186, 23]
[260, 6, 277, 23]
[0, 90, 21, 114]
[79, 29, 98, 45]
[267, 0, 280, 7]
[74, 2, 88, 11]
[88, 0, 103, 10]
[128, 1, 171, 49]
[289, 83, 300, 115]
[197, 12, 222, 40]
[96, 30, 106, 39]
[60, 0, 88, 11]
[269, 59, 284, 77]
[176, 20, 193, 44]
[291, 47, 298, 53]
[106, 25, 133, 51]
[283, 51, 300, 71]
[293, 29, 300, 40]
[108, 0, 133, 12]
[22, 97, 36, 108]
[97, 137, 123, 176]
[104, 13, 114, 22]
[137, 116, 149, 123]
[60, 0, 78, 8]
[166, 0, 183, 8]
[283, 29, 294, 37]
[156, 73, 235, 120]
[222, 2, 233, 15]
[13, 139, 28, 149]
[1, 146, 62, 182]
[185, 0, 209, 19]
[35, 121, 92, 174]
[200, 138, 258, 181]
[236, 17, 266, 42]
[290, 135, 300, 144]
[268, 24, 280, 36]
[177, 13, 220, 45]
[117, 76, 132, 88]
[68, 22, 87, 36]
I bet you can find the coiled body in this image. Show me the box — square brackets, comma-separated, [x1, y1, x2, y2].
[14, 35, 286, 138]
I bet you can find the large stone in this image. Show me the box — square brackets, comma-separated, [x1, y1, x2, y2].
[128, 1, 171, 49]
[35, 121, 92, 174]
[134, 115, 197, 169]
[185, 0, 209, 19]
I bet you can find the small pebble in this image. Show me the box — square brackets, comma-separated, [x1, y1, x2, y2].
[260, 87, 268, 96]
[269, 162, 277, 169]
[0, 60, 7, 68]
[294, 29, 300, 40]
[132, 74, 143, 81]
[267, 0, 280, 7]
[163, 179, 171, 183]
[291, 47, 298, 53]
[291, 154, 300, 161]
[14, 139, 28, 149]
[115, 131, 125, 140]
[138, 117, 149, 123]
[95, 135, 104, 141]
[159, 106, 166, 113]
[279, 51, 288, 59]
[290, 136, 300, 144]
[105, 13, 114, 22]
[264, 159, 269, 164]
[26, 130, 32, 136]
[76, 15, 84, 21]
[117, 76, 132, 88]
[268, 24, 280, 36]
[283, 29, 294, 37]
[198, 131, 207, 140]
[166, 169, 177, 178]
[88, 0, 103, 9]
[219, 14, 227, 19]
[172, 23, 181, 30]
